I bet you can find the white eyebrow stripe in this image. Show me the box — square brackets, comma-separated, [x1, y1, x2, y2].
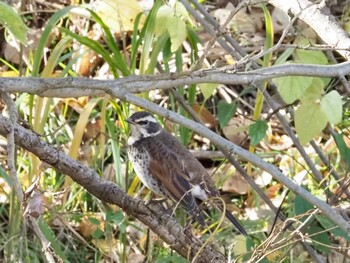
[136, 116, 157, 122]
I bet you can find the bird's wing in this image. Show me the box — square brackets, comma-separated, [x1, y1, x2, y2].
[145, 137, 199, 214]
[161, 131, 219, 197]
[148, 159, 198, 213]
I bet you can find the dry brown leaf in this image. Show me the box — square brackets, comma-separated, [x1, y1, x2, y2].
[128, 253, 145, 263]
[102, 163, 116, 182]
[84, 118, 102, 140]
[266, 184, 282, 199]
[24, 190, 44, 218]
[222, 116, 252, 145]
[3, 28, 47, 64]
[261, 133, 293, 151]
[217, 164, 249, 195]
[79, 214, 104, 238]
[222, 173, 249, 195]
[92, 238, 118, 259]
[272, 7, 291, 33]
[192, 104, 217, 128]
[75, 29, 104, 77]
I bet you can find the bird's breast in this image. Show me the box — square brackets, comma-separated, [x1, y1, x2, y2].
[127, 145, 165, 196]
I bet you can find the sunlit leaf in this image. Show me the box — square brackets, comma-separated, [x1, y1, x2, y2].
[295, 101, 328, 145]
[274, 74, 313, 104]
[295, 47, 328, 65]
[93, 0, 144, 32]
[174, 2, 189, 20]
[299, 78, 324, 103]
[198, 83, 217, 100]
[294, 37, 328, 64]
[0, 2, 28, 45]
[295, 48, 328, 64]
[320, 90, 342, 124]
[155, 5, 173, 37]
[167, 16, 187, 52]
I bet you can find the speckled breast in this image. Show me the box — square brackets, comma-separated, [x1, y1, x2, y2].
[127, 145, 165, 196]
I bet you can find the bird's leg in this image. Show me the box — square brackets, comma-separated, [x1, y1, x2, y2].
[144, 192, 168, 205]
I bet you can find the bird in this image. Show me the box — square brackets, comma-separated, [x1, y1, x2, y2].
[126, 111, 247, 236]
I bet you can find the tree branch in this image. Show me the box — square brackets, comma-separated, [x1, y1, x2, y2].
[1, 62, 350, 97]
[0, 115, 227, 263]
[123, 93, 350, 234]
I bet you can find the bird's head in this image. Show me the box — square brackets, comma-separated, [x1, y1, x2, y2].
[126, 111, 162, 144]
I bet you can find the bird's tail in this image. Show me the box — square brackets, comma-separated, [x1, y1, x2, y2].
[223, 208, 248, 236]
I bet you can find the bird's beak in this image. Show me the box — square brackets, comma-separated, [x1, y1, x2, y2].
[125, 118, 134, 124]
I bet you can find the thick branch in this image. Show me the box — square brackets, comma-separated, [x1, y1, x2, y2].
[0, 115, 226, 263]
[0, 62, 350, 97]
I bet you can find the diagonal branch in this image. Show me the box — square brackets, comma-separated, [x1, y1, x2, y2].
[0, 114, 227, 263]
[122, 93, 350, 235]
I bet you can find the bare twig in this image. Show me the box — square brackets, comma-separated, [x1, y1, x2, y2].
[0, 92, 23, 202]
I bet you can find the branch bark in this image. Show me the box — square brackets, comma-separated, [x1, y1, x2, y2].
[1, 61, 350, 96]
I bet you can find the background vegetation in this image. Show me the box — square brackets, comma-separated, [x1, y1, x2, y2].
[0, 0, 349, 262]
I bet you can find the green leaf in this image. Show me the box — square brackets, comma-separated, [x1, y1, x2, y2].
[92, 228, 104, 239]
[307, 225, 331, 253]
[88, 217, 101, 225]
[217, 101, 237, 128]
[198, 83, 218, 100]
[89, 9, 130, 76]
[155, 5, 173, 37]
[274, 48, 294, 65]
[321, 90, 342, 124]
[249, 120, 268, 146]
[299, 78, 324, 103]
[294, 37, 328, 64]
[316, 214, 350, 242]
[295, 47, 328, 65]
[333, 133, 350, 169]
[167, 16, 187, 52]
[0, 2, 28, 45]
[39, 218, 67, 261]
[106, 211, 124, 224]
[295, 195, 314, 222]
[174, 2, 189, 20]
[33, 5, 77, 76]
[274, 74, 313, 104]
[295, 101, 328, 145]
[147, 34, 169, 74]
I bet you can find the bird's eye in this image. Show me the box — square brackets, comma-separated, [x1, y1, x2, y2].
[138, 120, 149, 125]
